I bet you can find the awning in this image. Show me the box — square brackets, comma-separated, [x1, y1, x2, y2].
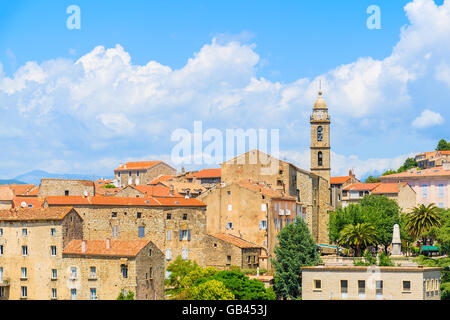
[420, 245, 440, 252]
[318, 244, 340, 249]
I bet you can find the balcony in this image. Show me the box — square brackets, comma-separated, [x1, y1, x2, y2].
[0, 278, 10, 287]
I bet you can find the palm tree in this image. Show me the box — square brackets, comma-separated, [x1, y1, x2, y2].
[406, 204, 442, 245]
[338, 223, 378, 257]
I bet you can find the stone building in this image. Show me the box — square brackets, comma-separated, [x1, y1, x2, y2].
[310, 90, 331, 183]
[302, 266, 442, 300]
[114, 161, 176, 187]
[220, 149, 331, 246]
[0, 187, 14, 209]
[0, 207, 84, 300]
[44, 196, 209, 268]
[160, 181, 207, 198]
[415, 150, 450, 169]
[38, 179, 95, 197]
[205, 233, 265, 270]
[62, 239, 164, 300]
[330, 170, 360, 209]
[185, 168, 222, 188]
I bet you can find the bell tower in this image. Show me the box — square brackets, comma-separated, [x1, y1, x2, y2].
[310, 89, 331, 183]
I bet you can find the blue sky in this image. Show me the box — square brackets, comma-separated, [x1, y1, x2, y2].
[0, 0, 449, 179]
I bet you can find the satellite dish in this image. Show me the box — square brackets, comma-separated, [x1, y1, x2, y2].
[83, 190, 88, 197]
[21, 201, 27, 208]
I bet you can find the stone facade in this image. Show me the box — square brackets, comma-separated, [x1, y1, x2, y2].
[302, 266, 442, 300]
[330, 170, 360, 209]
[38, 179, 95, 197]
[0, 208, 84, 300]
[62, 240, 164, 300]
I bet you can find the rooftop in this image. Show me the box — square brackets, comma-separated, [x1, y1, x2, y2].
[186, 168, 221, 178]
[372, 182, 409, 194]
[114, 161, 162, 171]
[379, 165, 450, 180]
[148, 175, 175, 185]
[343, 183, 381, 191]
[302, 266, 442, 272]
[209, 233, 262, 249]
[0, 207, 76, 221]
[63, 239, 151, 257]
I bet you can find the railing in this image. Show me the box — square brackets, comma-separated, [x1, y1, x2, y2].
[0, 277, 10, 286]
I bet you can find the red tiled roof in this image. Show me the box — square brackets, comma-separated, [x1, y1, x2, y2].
[115, 161, 162, 171]
[0, 184, 37, 196]
[45, 195, 206, 207]
[372, 183, 408, 194]
[379, 166, 450, 179]
[13, 196, 44, 208]
[63, 239, 150, 257]
[95, 187, 121, 196]
[148, 175, 175, 185]
[330, 176, 352, 184]
[187, 168, 221, 178]
[440, 150, 450, 155]
[134, 185, 183, 198]
[237, 180, 296, 200]
[0, 207, 75, 221]
[343, 183, 381, 191]
[209, 233, 262, 249]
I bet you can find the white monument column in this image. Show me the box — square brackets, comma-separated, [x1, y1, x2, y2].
[391, 224, 402, 256]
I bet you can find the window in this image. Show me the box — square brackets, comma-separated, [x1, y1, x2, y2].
[226, 222, 234, 230]
[148, 248, 152, 257]
[183, 213, 188, 220]
[438, 184, 444, 198]
[21, 286, 28, 298]
[422, 184, 428, 198]
[313, 279, 321, 290]
[70, 267, 77, 279]
[439, 203, 444, 208]
[227, 256, 231, 264]
[166, 213, 171, 220]
[358, 280, 366, 298]
[52, 288, 57, 299]
[22, 245, 28, 256]
[317, 126, 323, 141]
[403, 281, 411, 291]
[0, 228, 2, 236]
[274, 218, 278, 231]
[318, 152, 323, 166]
[52, 269, 57, 279]
[376, 280, 383, 297]
[50, 228, 56, 236]
[137, 212, 142, 219]
[21, 267, 27, 279]
[166, 249, 172, 261]
[90, 267, 96, 278]
[121, 265, 128, 278]
[182, 248, 189, 260]
[51, 246, 57, 256]
[179, 229, 191, 241]
[65, 190, 69, 196]
[274, 203, 277, 211]
[111, 212, 117, 218]
[340, 280, 348, 298]
[0, 287, 3, 298]
[228, 204, 232, 211]
[90, 288, 97, 300]
[112, 226, 119, 238]
[22, 228, 27, 236]
[166, 230, 172, 241]
[71, 288, 77, 300]
[138, 226, 145, 238]
[0, 267, 3, 282]
[0, 245, 3, 255]
[259, 220, 267, 230]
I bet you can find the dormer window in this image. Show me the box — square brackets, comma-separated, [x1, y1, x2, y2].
[317, 126, 323, 142]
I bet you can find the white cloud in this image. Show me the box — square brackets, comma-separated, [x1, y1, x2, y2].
[412, 109, 444, 128]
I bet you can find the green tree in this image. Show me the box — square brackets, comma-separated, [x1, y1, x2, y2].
[365, 176, 381, 183]
[382, 169, 397, 176]
[405, 204, 442, 243]
[190, 280, 235, 300]
[378, 251, 394, 266]
[353, 249, 377, 266]
[272, 219, 320, 300]
[328, 204, 365, 245]
[165, 256, 200, 295]
[360, 195, 402, 253]
[436, 139, 450, 151]
[339, 223, 378, 257]
[397, 157, 418, 173]
[436, 209, 450, 255]
[117, 289, 135, 300]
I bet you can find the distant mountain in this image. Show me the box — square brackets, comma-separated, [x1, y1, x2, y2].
[13, 170, 113, 185]
[0, 179, 27, 185]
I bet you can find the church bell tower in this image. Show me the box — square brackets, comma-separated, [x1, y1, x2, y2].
[310, 90, 331, 183]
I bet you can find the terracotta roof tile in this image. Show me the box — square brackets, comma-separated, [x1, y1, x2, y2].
[134, 185, 183, 198]
[379, 166, 450, 179]
[115, 161, 162, 171]
[236, 180, 296, 200]
[186, 168, 221, 178]
[148, 175, 175, 185]
[209, 233, 262, 249]
[13, 196, 44, 208]
[330, 176, 352, 184]
[0, 207, 75, 221]
[343, 183, 381, 191]
[45, 195, 206, 207]
[0, 184, 37, 196]
[0, 186, 14, 201]
[63, 239, 150, 257]
[372, 183, 408, 194]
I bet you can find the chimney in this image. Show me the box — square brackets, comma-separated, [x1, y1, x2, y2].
[81, 240, 87, 253]
[349, 169, 353, 177]
[181, 167, 185, 174]
[169, 185, 175, 196]
[106, 238, 111, 250]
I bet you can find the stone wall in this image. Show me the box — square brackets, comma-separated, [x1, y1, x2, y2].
[38, 179, 95, 197]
